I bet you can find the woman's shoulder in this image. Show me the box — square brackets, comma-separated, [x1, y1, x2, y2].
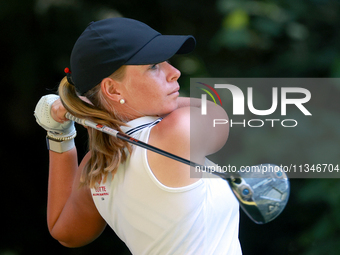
[150, 107, 192, 159]
[147, 107, 196, 187]
[155, 107, 192, 137]
[153, 103, 228, 157]
[146, 104, 229, 187]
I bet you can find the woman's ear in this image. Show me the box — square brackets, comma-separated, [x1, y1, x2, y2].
[100, 78, 122, 102]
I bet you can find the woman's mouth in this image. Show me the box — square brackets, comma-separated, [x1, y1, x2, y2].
[168, 87, 180, 96]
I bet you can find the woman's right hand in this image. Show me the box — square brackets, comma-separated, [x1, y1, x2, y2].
[51, 98, 68, 123]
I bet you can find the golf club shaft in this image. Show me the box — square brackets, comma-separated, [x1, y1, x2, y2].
[65, 112, 229, 179]
[66, 113, 289, 225]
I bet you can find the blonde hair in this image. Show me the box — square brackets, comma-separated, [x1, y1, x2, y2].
[58, 66, 131, 188]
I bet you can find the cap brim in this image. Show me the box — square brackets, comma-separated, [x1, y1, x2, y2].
[125, 35, 196, 65]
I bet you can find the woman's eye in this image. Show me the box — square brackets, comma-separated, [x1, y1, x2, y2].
[150, 64, 158, 70]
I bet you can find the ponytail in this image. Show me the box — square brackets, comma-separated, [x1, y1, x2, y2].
[58, 66, 131, 188]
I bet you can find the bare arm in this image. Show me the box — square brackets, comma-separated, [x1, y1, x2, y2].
[46, 100, 106, 247]
[148, 97, 228, 187]
[175, 96, 228, 155]
[47, 148, 78, 233]
[177, 97, 201, 108]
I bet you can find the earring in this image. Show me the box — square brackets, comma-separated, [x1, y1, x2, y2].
[119, 99, 125, 104]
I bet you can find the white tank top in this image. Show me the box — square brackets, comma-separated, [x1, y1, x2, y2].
[91, 116, 242, 255]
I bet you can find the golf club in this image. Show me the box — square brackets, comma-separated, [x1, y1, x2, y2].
[66, 112, 290, 224]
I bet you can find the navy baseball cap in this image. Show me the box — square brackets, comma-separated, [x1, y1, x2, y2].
[70, 17, 196, 94]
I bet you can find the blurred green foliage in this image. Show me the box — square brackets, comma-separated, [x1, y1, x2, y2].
[1, 0, 340, 254]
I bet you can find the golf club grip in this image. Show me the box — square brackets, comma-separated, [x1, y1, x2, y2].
[65, 113, 204, 169]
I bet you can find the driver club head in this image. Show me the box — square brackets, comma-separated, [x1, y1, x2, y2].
[227, 164, 290, 224]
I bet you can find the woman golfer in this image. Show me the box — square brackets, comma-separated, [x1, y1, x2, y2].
[34, 18, 242, 255]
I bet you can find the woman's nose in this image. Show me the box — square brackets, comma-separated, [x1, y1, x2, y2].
[165, 62, 181, 82]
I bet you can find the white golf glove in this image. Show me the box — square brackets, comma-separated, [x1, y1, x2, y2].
[34, 94, 76, 140]
[34, 94, 76, 153]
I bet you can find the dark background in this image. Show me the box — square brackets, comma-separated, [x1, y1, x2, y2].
[1, 0, 340, 254]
